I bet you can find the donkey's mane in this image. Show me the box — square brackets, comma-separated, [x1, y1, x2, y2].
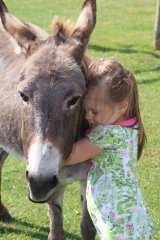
[52, 18, 73, 38]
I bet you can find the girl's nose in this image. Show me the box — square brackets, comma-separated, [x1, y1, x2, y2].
[85, 112, 89, 121]
[85, 111, 92, 122]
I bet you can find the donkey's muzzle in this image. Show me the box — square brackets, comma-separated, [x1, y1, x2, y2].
[26, 171, 58, 203]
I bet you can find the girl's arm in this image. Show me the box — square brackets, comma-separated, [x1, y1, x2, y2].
[65, 137, 104, 165]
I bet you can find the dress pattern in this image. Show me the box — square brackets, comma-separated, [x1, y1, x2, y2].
[86, 125, 154, 240]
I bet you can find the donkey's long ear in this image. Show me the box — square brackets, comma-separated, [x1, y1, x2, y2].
[69, 0, 96, 63]
[0, 0, 38, 53]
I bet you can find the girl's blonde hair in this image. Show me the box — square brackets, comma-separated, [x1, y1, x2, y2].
[86, 59, 146, 159]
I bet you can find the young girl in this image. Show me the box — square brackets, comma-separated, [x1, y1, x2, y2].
[65, 59, 154, 240]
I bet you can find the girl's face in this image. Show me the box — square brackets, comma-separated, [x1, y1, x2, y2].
[84, 87, 127, 127]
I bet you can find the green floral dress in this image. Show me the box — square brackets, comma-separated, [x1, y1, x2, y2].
[86, 125, 154, 240]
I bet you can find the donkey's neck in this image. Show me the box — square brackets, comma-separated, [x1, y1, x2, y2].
[0, 30, 24, 158]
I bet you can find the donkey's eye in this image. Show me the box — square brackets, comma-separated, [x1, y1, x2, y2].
[19, 92, 29, 103]
[67, 96, 81, 110]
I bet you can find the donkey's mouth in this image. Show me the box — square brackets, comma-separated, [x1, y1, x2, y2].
[27, 175, 58, 203]
[28, 194, 52, 204]
[28, 186, 56, 203]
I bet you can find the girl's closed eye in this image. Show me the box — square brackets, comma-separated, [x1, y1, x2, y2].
[91, 110, 98, 115]
[85, 108, 98, 115]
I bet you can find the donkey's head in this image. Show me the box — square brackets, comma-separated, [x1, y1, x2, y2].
[0, 0, 96, 202]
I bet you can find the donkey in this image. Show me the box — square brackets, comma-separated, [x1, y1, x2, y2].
[0, 0, 97, 239]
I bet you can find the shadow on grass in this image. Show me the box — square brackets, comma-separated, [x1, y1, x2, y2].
[88, 44, 160, 59]
[13, 218, 49, 232]
[0, 218, 81, 240]
[0, 226, 47, 240]
[135, 66, 160, 75]
[138, 78, 160, 85]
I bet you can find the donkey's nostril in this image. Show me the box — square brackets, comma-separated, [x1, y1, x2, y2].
[26, 170, 29, 180]
[51, 175, 58, 189]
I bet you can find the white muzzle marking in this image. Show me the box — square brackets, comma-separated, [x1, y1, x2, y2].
[27, 136, 61, 179]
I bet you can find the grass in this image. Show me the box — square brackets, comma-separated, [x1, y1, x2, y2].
[1, 0, 160, 239]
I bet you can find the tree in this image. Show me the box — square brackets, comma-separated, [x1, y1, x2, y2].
[154, 0, 160, 49]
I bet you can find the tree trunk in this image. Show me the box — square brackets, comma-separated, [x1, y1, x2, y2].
[154, 0, 160, 49]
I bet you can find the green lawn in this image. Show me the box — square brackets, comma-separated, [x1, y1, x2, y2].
[1, 0, 160, 239]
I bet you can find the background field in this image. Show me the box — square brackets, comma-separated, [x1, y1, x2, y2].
[1, 0, 160, 239]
